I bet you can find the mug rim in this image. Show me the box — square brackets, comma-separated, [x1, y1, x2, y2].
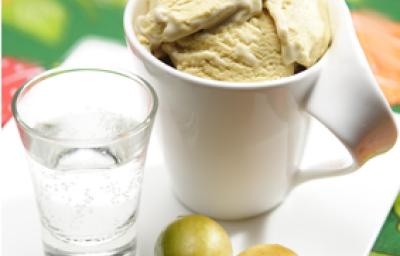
[123, 0, 327, 90]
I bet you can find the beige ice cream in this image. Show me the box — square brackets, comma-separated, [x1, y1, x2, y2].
[162, 11, 294, 82]
[135, 0, 331, 82]
[266, 0, 331, 67]
[136, 0, 262, 47]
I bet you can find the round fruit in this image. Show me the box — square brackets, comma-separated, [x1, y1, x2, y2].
[155, 215, 232, 256]
[394, 194, 400, 218]
[239, 244, 297, 256]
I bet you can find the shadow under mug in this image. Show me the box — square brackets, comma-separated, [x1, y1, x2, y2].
[124, 0, 398, 220]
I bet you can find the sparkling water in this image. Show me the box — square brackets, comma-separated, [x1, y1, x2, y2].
[27, 113, 148, 255]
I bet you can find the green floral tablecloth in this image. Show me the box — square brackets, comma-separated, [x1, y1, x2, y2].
[347, 2, 400, 255]
[2, 0, 400, 255]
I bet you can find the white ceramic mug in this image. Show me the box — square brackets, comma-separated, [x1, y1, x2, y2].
[124, 0, 397, 220]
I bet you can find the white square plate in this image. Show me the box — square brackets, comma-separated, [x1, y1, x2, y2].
[2, 38, 399, 256]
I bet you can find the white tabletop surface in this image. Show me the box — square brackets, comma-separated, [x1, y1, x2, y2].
[2, 37, 400, 256]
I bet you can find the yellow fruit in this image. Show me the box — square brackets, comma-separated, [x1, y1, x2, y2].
[239, 244, 297, 256]
[155, 215, 232, 256]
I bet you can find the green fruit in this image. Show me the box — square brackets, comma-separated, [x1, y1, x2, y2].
[394, 194, 400, 219]
[155, 215, 232, 256]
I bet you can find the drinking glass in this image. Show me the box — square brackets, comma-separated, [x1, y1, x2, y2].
[12, 68, 158, 256]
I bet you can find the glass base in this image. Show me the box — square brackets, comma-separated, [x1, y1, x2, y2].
[44, 240, 136, 256]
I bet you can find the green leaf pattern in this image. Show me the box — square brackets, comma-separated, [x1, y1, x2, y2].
[3, 0, 67, 46]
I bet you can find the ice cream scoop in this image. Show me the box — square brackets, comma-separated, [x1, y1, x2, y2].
[266, 0, 331, 67]
[162, 11, 294, 82]
[136, 0, 262, 47]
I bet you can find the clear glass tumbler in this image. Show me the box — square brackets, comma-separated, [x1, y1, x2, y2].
[12, 68, 158, 256]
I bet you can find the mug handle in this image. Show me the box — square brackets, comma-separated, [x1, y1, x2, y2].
[296, 1, 397, 184]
